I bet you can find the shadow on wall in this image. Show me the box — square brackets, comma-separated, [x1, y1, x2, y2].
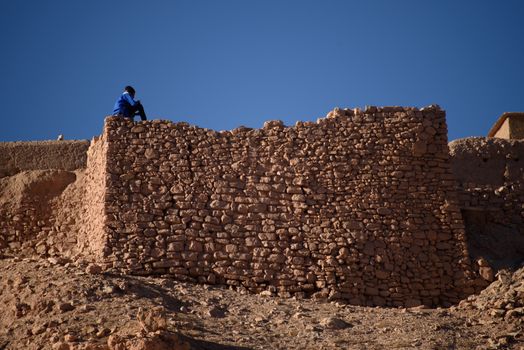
[462, 209, 524, 271]
[449, 136, 524, 275]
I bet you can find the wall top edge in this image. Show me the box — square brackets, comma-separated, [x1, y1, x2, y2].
[104, 105, 445, 135]
[0, 140, 90, 146]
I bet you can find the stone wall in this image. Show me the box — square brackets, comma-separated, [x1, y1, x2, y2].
[449, 137, 524, 273]
[0, 140, 89, 178]
[93, 106, 475, 307]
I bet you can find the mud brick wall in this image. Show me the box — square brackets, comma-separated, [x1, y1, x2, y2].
[98, 106, 474, 307]
[0, 170, 76, 255]
[0, 140, 88, 256]
[0, 140, 89, 178]
[449, 137, 524, 271]
[0, 138, 105, 260]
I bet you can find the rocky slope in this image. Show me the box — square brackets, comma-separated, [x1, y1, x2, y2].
[0, 257, 522, 350]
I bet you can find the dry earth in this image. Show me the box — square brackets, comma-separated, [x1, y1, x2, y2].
[0, 257, 522, 350]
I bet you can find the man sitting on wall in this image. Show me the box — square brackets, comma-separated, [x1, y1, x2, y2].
[112, 85, 147, 121]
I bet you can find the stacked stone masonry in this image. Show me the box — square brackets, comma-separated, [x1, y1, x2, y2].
[94, 106, 475, 307]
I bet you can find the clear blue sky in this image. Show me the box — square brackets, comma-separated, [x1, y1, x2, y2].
[1, 1, 523, 142]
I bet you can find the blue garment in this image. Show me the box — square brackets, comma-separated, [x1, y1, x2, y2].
[113, 91, 137, 118]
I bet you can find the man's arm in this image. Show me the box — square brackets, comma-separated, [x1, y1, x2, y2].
[123, 92, 137, 107]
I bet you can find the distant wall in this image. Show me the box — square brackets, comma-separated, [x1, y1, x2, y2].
[449, 137, 524, 270]
[0, 170, 77, 255]
[0, 140, 92, 258]
[495, 119, 511, 139]
[449, 137, 524, 187]
[92, 107, 474, 307]
[0, 140, 89, 178]
[509, 117, 524, 139]
[0, 136, 110, 259]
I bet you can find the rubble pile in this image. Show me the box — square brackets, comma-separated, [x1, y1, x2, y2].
[457, 266, 524, 327]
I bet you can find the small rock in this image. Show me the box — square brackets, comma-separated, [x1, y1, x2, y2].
[179, 306, 189, 313]
[117, 280, 131, 291]
[48, 257, 67, 265]
[102, 284, 120, 294]
[506, 308, 523, 319]
[254, 316, 266, 323]
[52, 342, 70, 350]
[497, 271, 511, 284]
[259, 290, 272, 297]
[85, 263, 103, 275]
[274, 318, 286, 325]
[377, 207, 392, 215]
[305, 324, 322, 332]
[131, 125, 145, 133]
[479, 266, 495, 282]
[107, 334, 125, 349]
[64, 334, 77, 342]
[144, 148, 159, 159]
[84, 325, 97, 335]
[31, 323, 47, 335]
[319, 317, 352, 330]
[96, 327, 110, 338]
[207, 306, 226, 318]
[490, 309, 506, 318]
[13, 302, 31, 318]
[79, 304, 94, 312]
[48, 257, 60, 265]
[263, 120, 284, 129]
[14, 276, 29, 287]
[292, 312, 305, 319]
[498, 336, 510, 346]
[477, 257, 490, 267]
[137, 307, 167, 332]
[58, 302, 75, 313]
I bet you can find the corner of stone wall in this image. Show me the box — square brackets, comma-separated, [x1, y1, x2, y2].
[76, 118, 112, 264]
[421, 107, 476, 301]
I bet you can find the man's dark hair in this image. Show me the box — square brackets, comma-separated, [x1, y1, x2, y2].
[124, 86, 136, 95]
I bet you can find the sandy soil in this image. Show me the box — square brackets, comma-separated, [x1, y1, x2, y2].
[0, 257, 522, 350]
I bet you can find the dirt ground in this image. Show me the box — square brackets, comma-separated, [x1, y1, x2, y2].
[0, 257, 522, 350]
